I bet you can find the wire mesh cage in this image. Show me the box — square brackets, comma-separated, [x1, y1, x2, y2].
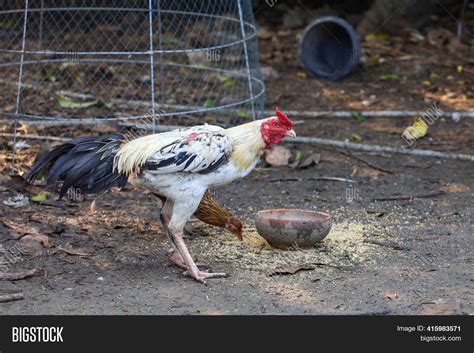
[0, 0, 265, 129]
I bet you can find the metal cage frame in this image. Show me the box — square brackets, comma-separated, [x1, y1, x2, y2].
[0, 0, 265, 127]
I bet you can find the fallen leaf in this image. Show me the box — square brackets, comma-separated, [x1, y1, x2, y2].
[260, 66, 281, 81]
[57, 96, 98, 109]
[257, 27, 272, 40]
[89, 199, 97, 214]
[402, 117, 428, 141]
[383, 72, 398, 80]
[367, 54, 381, 65]
[265, 146, 291, 167]
[3, 194, 29, 208]
[298, 153, 321, 169]
[20, 233, 50, 248]
[350, 165, 358, 177]
[365, 33, 390, 42]
[385, 292, 398, 300]
[366, 210, 385, 217]
[352, 113, 366, 122]
[30, 191, 48, 202]
[3, 220, 50, 247]
[3, 220, 37, 237]
[204, 99, 214, 108]
[359, 166, 384, 177]
[236, 110, 251, 119]
[296, 71, 307, 78]
[222, 76, 236, 89]
[294, 150, 302, 162]
[440, 183, 470, 193]
[352, 133, 363, 142]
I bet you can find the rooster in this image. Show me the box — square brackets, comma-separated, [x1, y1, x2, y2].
[27, 107, 295, 283]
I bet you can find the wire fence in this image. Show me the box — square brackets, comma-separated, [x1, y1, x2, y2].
[0, 0, 265, 127]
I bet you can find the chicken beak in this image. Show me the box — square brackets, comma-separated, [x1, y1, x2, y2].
[286, 129, 296, 138]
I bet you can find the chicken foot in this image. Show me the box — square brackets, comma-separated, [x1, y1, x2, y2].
[160, 212, 226, 283]
[168, 231, 227, 284]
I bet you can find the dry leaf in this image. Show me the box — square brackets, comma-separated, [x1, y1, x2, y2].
[3, 220, 50, 248]
[265, 146, 291, 167]
[402, 117, 428, 141]
[385, 292, 398, 300]
[298, 153, 321, 169]
[89, 199, 97, 214]
[350, 165, 358, 177]
[440, 183, 470, 193]
[3, 194, 29, 208]
[20, 233, 50, 248]
[3, 220, 40, 238]
[296, 71, 307, 78]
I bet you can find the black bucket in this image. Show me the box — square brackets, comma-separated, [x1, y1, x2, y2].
[299, 16, 360, 80]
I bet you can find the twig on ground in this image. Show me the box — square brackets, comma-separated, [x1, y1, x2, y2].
[56, 245, 92, 257]
[338, 150, 394, 174]
[269, 176, 356, 183]
[0, 268, 37, 281]
[291, 136, 474, 162]
[373, 191, 445, 201]
[268, 261, 346, 276]
[0, 133, 69, 142]
[265, 110, 474, 119]
[354, 309, 392, 316]
[0, 292, 24, 303]
[363, 238, 409, 250]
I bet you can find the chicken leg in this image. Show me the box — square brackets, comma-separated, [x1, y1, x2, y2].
[167, 230, 226, 283]
[161, 197, 226, 283]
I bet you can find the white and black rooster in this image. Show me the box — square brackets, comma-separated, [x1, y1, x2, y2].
[27, 107, 295, 283]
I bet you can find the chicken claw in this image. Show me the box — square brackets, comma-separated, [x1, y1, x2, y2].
[167, 230, 226, 284]
[183, 269, 227, 284]
[169, 250, 206, 269]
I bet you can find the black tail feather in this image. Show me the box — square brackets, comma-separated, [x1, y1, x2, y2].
[26, 133, 128, 198]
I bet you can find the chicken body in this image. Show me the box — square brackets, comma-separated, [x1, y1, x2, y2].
[155, 191, 243, 239]
[120, 123, 271, 281]
[27, 108, 295, 283]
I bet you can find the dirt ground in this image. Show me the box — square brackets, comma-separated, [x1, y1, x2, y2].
[1, 136, 473, 315]
[1, 16, 473, 314]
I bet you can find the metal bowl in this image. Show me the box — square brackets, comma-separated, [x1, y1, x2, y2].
[255, 209, 332, 249]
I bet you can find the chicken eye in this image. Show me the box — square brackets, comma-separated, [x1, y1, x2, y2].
[273, 123, 279, 127]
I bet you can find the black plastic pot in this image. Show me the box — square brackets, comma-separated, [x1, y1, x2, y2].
[299, 16, 360, 80]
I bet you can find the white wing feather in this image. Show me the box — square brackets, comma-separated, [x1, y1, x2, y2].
[114, 125, 230, 175]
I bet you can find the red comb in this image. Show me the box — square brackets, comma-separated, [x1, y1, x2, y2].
[275, 107, 294, 128]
